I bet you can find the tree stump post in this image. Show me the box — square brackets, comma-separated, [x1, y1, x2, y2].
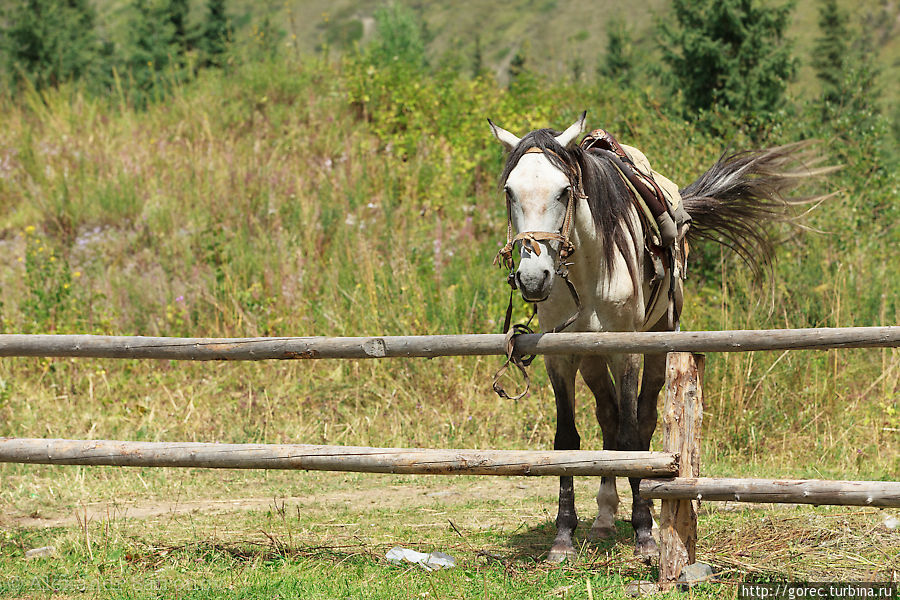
[658, 352, 705, 588]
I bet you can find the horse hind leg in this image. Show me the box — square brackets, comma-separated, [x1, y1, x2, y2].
[580, 356, 620, 541]
[630, 350, 667, 560]
[545, 355, 581, 563]
[605, 352, 660, 560]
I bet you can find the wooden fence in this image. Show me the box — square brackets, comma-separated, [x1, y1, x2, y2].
[0, 327, 897, 359]
[1, 327, 898, 588]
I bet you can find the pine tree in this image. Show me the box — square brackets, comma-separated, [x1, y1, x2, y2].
[2, 0, 104, 90]
[471, 34, 484, 78]
[368, 3, 426, 70]
[165, 0, 191, 56]
[812, 0, 848, 106]
[508, 42, 529, 82]
[599, 19, 635, 81]
[658, 0, 796, 124]
[200, 0, 231, 67]
[812, 0, 881, 129]
[125, 0, 178, 102]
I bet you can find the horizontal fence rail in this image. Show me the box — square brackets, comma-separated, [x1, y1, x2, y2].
[0, 327, 897, 361]
[0, 439, 678, 478]
[640, 477, 900, 507]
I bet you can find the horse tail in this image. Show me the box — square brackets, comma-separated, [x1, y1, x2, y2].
[680, 141, 836, 278]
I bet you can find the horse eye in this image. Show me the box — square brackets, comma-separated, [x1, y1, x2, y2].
[557, 187, 570, 202]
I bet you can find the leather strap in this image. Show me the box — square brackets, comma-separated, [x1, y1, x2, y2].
[492, 145, 587, 400]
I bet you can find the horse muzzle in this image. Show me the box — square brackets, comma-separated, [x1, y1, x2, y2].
[515, 267, 553, 303]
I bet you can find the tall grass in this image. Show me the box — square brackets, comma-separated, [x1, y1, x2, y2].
[0, 54, 896, 480]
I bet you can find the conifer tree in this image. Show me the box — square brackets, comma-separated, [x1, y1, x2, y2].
[599, 19, 635, 81]
[508, 42, 529, 83]
[658, 0, 796, 123]
[471, 34, 484, 78]
[3, 0, 103, 90]
[812, 0, 850, 107]
[165, 0, 191, 56]
[200, 0, 231, 67]
[125, 0, 178, 102]
[368, 3, 426, 70]
[812, 0, 880, 128]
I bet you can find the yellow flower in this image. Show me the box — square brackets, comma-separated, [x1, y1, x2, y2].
[24, 225, 36, 234]
[73, 271, 82, 278]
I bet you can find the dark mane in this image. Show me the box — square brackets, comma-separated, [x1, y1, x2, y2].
[500, 129, 642, 282]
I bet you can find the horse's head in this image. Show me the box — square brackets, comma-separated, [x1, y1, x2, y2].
[488, 113, 586, 303]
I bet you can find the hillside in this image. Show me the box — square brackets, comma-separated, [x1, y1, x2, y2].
[81, 0, 900, 103]
[287, 0, 899, 99]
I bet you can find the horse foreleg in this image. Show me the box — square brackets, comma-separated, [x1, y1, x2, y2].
[545, 354, 581, 563]
[581, 356, 620, 540]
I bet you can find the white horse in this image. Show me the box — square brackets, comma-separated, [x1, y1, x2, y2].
[488, 113, 824, 562]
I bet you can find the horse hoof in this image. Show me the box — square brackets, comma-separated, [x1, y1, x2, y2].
[588, 524, 617, 540]
[634, 537, 659, 564]
[546, 544, 577, 564]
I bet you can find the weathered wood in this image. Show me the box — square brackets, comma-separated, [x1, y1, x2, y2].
[0, 438, 679, 478]
[658, 352, 705, 587]
[641, 477, 900, 507]
[0, 327, 897, 361]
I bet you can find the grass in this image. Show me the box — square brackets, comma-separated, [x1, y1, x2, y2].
[1, 469, 897, 599]
[0, 48, 897, 598]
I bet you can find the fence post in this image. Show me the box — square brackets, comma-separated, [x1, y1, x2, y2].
[658, 352, 704, 588]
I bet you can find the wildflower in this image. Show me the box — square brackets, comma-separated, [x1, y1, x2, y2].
[24, 225, 35, 234]
[175, 295, 185, 303]
[73, 271, 81, 278]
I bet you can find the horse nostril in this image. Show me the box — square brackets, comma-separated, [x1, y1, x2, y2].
[542, 269, 551, 283]
[515, 271, 523, 289]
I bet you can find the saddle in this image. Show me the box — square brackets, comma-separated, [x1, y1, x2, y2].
[580, 129, 691, 329]
[580, 129, 691, 248]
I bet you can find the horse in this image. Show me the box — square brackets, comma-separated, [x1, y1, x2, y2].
[487, 112, 826, 562]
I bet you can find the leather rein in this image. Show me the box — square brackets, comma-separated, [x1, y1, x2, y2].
[492, 146, 587, 400]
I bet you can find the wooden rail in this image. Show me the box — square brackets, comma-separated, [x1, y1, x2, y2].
[0, 438, 678, 478]
[641, 477, 900, 508]
[0, 327, 897, 360]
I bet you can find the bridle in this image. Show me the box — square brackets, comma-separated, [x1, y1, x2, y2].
[492, 146, 587, 399]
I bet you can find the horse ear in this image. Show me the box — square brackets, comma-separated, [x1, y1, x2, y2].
[555, 111, 587, 148]
[487, 118, 521, 152]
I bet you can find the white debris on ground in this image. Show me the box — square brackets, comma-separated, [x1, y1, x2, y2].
[24, 546, 56, 559]
[385, 546, 456, 571]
